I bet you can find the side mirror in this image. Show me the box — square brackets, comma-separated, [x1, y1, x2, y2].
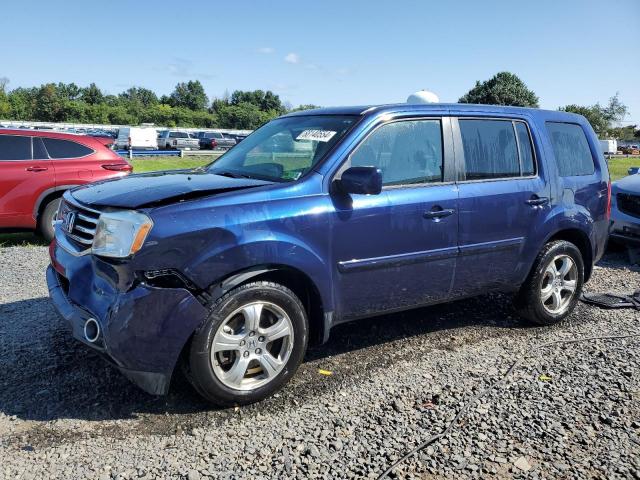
[338, 166, 383, 195]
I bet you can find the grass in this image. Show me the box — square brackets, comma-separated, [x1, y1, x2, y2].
[608, 156, 640, 181]
[130, 154, 220, 173]
[0, 232, 46, 247]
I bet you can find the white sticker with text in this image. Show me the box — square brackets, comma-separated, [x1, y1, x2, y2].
[296, 129, 337, 142]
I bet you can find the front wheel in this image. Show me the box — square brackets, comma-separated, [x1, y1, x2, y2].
[187, 281, 308, 406]
[515, 240, 584, 325]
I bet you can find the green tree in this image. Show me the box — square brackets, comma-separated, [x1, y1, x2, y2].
[7, 87, 37, 120]
[560, 94, 628, 137]
[169, 80, 208, 110]
[601, 93, 628, 127]
[57, 82, 81, 101]
[0, 77, 9, 95]
[0, 77, 9, 118]
[80, 83, 104, 105]
[119, 87, 158, 107]
[217, 102, 275, 129]
[459, 72, 539, 107]
[229, 89, 285, 114]
[607, 125, 637, 141]
[34, 84, 64, 122]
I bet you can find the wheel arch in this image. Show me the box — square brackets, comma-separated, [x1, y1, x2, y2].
[545, 228, 594, 282]
[33, 185, 80, 219]
[207, 264, 329, 346]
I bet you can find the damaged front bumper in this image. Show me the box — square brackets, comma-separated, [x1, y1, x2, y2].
[46, 235, 209, 395]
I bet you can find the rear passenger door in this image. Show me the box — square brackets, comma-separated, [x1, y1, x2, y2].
[42, 137, 95, 186]
[452, 117, 549, 295]
[331, 117, 459, 319]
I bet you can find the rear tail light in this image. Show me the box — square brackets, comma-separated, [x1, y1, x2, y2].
[211, 139, 217, 148]
[606, 180, 612, 220]
[102, 163, 133, 172]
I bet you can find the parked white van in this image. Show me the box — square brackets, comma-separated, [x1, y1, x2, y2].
[115, 127, 159, 150]
[599, 139, 617, 155]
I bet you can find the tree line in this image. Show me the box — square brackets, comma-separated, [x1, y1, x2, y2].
[0, 78, 318, 130]
[0, 73, 637, 138]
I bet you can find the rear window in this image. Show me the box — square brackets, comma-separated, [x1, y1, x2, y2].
[459, 120, 519, 180]
[546, 122, 595, 176]
[43, 138, 93, 159]
[0, 135, 31, 160]
[169, 132, 189, 138]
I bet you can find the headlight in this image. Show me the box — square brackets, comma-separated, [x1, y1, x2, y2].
[92, 211, 153, 258]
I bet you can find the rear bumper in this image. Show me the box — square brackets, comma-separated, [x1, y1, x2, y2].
[46, 233, 209, 395]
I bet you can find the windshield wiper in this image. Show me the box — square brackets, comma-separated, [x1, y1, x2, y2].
[212, 170, 252, 179]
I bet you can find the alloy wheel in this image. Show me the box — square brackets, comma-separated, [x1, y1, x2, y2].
[540, 254, 578, 315]
[210, 302, 294, 391]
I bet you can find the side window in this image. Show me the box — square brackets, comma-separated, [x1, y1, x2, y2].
[515, 122, 535, 176]
[42, 138, 93, 159]
[350, 119, 443, 186]
[546, 122, 595, 176]
[33, 137, 49, 159]
[459, 120, 519, 180]
[0, 135, 32, 160]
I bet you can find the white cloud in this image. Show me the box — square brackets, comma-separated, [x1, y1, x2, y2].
[284, 53, 300, 64]
[258, 47, 275, 54]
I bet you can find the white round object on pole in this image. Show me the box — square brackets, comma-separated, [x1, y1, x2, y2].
[406, 90, 440, 104]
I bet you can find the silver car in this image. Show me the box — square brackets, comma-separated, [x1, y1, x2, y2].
[610, 173, 640, 246]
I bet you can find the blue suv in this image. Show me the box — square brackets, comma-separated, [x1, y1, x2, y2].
[47, 104, 611, 405]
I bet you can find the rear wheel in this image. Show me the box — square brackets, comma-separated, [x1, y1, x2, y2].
[187, 281, 308, 406]
[515, 240, 584, 325]
[37, 197, 61, 243]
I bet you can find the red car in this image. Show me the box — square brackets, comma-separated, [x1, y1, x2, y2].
[0, 129, 132, 241]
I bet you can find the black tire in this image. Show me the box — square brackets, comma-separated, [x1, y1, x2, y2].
[37, 197, 61, 243]
[188, 281, 308, 406]
[515, 240, 585, 325]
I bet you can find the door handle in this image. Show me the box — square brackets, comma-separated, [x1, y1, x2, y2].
[525, 196, 549, 207]
[423, 208, 455, 220]
[26, 166, 48, 172]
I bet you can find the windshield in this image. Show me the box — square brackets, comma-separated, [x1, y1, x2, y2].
[207, 115, 357, 182]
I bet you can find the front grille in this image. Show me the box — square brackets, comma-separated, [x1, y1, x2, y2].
[617, 193, 640, 219]
[59, 198, 101, 247]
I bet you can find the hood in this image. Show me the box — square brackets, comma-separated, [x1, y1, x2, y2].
[71, 169, 273, 209]
[612, 174, 640, 194]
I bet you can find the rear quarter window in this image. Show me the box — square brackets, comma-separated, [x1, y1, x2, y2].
[545, 122, 595, 176]
[43, 138, 93, 159]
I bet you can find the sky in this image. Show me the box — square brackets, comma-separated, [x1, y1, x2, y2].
[1, 0, 639, 123]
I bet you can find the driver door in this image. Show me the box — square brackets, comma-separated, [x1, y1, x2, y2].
[329, 117, 459, 319]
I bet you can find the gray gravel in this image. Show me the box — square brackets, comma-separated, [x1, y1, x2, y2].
[0, 246, 638, 479]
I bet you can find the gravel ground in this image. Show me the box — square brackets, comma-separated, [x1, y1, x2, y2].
[0, 246, 638, 479]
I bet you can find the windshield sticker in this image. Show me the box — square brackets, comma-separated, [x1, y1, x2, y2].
[296, 129, 337, 142]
